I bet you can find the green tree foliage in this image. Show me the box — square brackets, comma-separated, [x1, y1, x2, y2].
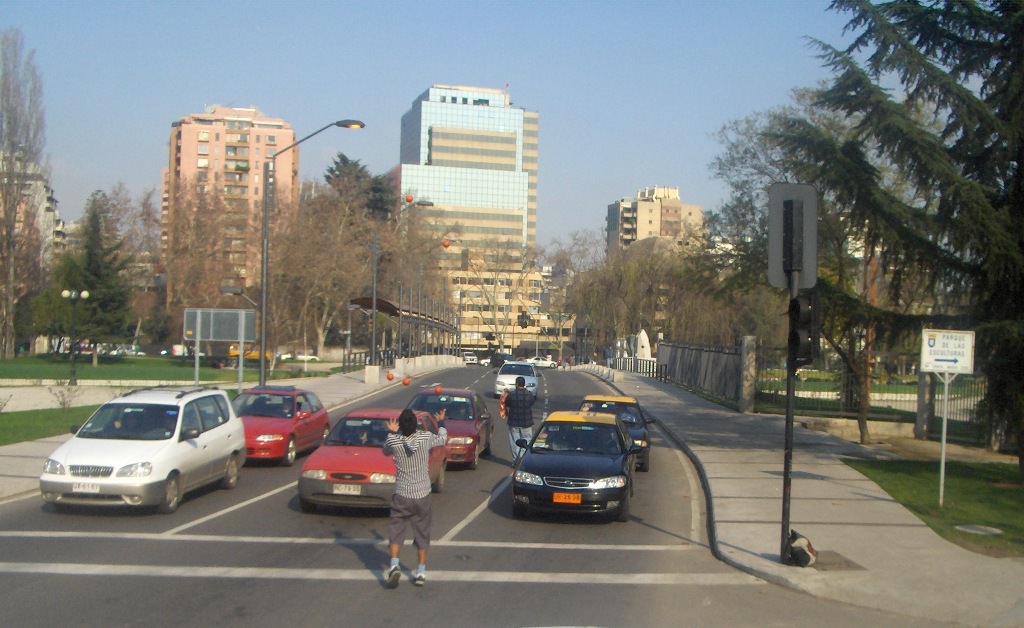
[74, 193, 132, 344]
[31, 195, 133, 351]
[775, 0, 1024, 469]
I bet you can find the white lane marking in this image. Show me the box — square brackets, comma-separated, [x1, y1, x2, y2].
[438, 476, 511, 542]
[163, 482, 296, 535]
[0, 561, 764, 586]
[0, 530, 695, 550]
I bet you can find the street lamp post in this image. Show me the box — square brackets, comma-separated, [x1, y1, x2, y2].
[61, 289, 89, 385]
[259, 118, 364, 386]
[369, 234, 380, 365]
[346, 303, 360, 358]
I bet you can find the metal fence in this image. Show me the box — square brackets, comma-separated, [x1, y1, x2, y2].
[622, 340, 991, 446]
[754, 346, 989, 445]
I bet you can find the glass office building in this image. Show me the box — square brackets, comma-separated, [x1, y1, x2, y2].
[399, 84, 538, 266]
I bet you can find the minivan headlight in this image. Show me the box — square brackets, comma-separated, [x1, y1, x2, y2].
[42, 458, 66, 475]
[116, 462, 153, 478]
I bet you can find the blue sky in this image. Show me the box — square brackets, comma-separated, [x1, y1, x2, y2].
[3, 0, 851, 246]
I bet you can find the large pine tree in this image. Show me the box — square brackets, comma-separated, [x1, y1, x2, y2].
[779, 0, 1024, 474]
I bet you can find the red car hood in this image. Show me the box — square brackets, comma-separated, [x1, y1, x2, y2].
[301, 443, 396, 474]
[242, 416, 292, 437]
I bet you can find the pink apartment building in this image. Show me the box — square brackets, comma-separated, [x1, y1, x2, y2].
[162, 105, 296, 294]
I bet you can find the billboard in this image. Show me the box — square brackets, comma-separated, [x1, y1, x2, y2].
[183, 308, 255, 343]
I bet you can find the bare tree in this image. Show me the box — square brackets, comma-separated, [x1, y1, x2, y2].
[0, 29, 45, 358]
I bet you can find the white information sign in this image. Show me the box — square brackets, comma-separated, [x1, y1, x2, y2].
[920, 329, 974, 375]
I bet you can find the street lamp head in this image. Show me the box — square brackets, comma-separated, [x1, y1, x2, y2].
[61, 289, 89, 300]
[220, 286, 243, 296]
[61, 289, 69, 298]
[335, 119, 365, 129]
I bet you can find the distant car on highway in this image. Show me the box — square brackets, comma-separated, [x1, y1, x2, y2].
[494, 360, 539, 398]
[232, 385, 330, 466]
[483, 352, 513, 369]
[279, 353, 321, 362]
[462, 351, 478, 365]
[527, 355, 557, 368]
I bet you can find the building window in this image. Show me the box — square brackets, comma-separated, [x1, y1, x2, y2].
[198, 131, 210, 142]
[197, 145, 209, 155]
[197, 158, 209, 168]
[266, 134, 277, 145]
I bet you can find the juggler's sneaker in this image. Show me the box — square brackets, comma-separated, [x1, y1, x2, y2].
[385, 565, 401, 589]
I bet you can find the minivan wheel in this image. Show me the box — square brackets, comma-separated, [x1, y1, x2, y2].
[157, 474, 181, 514]
[221, 454, 240, 489]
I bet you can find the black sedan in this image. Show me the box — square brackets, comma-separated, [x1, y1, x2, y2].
[511, 411, 641, 522]
[579, 394, 654, 472]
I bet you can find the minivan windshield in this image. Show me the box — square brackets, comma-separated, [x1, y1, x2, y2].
[77, 404, 179, 441]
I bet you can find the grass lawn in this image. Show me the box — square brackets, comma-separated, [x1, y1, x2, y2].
[0, 354, 241, 382]
[0, 405, 100, 445]
[845, 458, 1024, 557]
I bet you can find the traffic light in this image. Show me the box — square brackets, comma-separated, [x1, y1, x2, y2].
[788, 291, 818, 368]
[518, 312, 530, 328]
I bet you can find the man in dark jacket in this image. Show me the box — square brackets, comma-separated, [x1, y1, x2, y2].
[502, 376, 535, 465]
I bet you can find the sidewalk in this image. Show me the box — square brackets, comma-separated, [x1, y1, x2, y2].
[3, 367, 1024, 625]
[597, 369, 1024, 627]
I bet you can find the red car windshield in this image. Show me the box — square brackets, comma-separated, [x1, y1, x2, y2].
[327, 418, 389, 447]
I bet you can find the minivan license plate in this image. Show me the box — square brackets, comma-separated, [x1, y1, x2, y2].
[73, 483, 100, 493]
[332, 484, 360, 495]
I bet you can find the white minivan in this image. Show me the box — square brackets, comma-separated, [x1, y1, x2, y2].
[39, 386, 246, 514]
[462, 351, 479, 365]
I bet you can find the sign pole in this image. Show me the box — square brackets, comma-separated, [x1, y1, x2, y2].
[919, 329, 974, 508]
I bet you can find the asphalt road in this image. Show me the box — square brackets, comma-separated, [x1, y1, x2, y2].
[0, 368, 942, 627]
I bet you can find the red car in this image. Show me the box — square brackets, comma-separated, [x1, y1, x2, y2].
[231, 385, 330, 466]
[297, 408, 447, 513]
[405, 387, 494, 469]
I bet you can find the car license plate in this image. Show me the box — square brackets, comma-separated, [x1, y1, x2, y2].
[332, 483, 361, 495]
[73, 483, 101, 493]
[552, 492, 581, 504]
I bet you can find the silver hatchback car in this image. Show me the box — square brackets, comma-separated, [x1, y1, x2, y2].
[39, 386, 246, 514]
[494, 361, 539, 398]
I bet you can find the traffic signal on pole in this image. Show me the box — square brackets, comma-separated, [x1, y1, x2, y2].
[788, 291, 817, 368]
[518, 312, 530, 328]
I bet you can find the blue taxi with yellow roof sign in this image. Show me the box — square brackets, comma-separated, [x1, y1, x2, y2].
[511, 411, 642, 522]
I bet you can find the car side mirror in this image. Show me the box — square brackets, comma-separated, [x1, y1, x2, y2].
[181, 427, 201, 441]
[296, 410, 311, 420]
[515, 438, 529, 448]
[629, 444, 644, 455]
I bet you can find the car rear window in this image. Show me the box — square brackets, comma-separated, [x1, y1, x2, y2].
[408, 394, 473, 420]
[499, 363, 534, 376]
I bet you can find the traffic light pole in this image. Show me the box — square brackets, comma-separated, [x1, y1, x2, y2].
[780, 197, 805, 564]
[781, 268, 800, 565]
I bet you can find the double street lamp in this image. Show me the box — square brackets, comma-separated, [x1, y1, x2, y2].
[259, 118, 364, 385]
[61, 289, 89, 385]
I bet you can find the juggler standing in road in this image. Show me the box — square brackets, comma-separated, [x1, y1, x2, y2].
[501, 376, 536, 465]
[382, 407, 447, 588]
